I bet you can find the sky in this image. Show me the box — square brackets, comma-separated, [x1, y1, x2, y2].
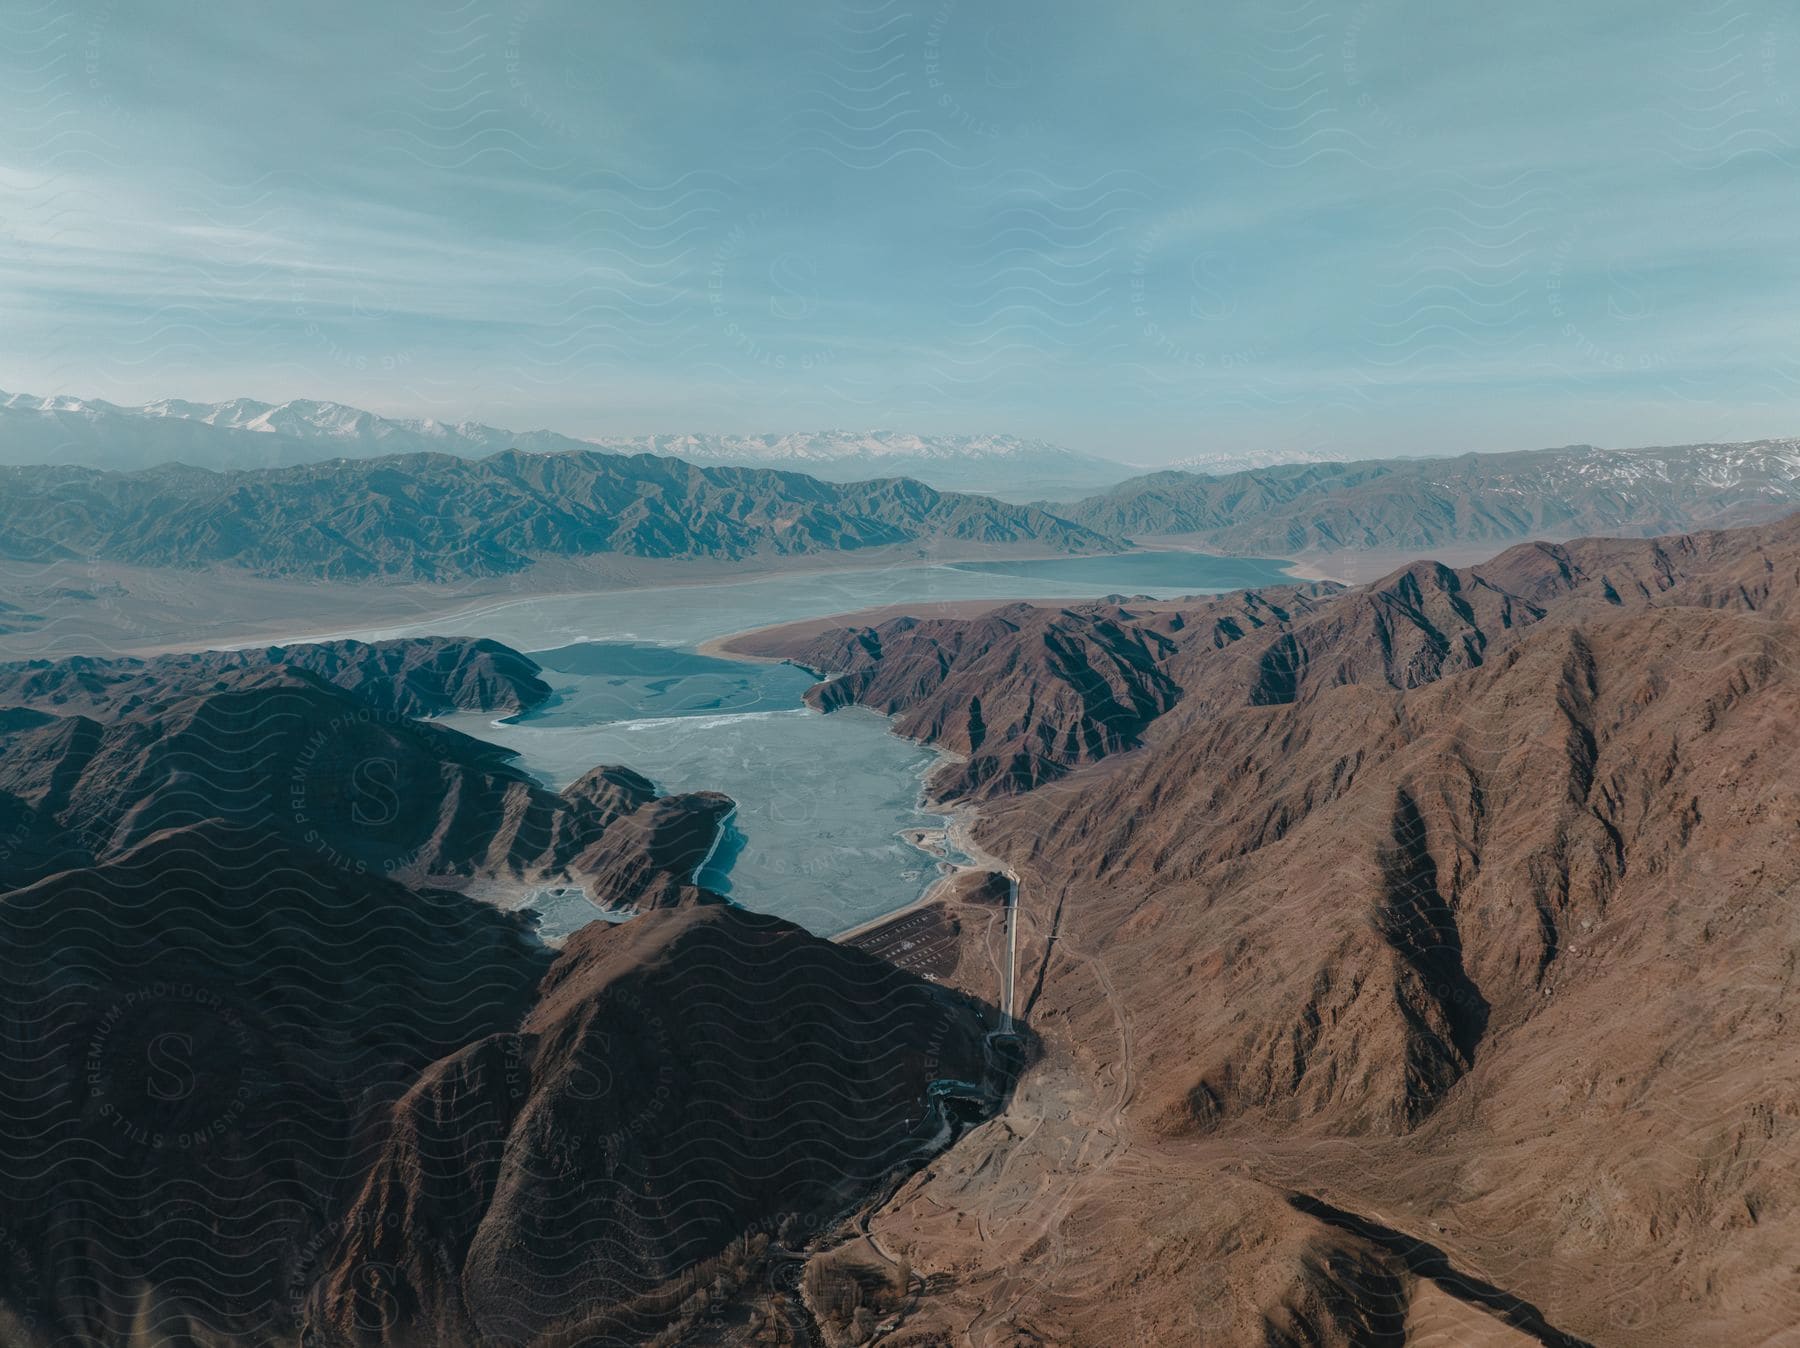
[1, 0, 1797, 463]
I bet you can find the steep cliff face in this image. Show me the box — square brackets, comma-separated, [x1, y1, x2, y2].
[768, 518, 1800, 795]
[755, 586, 1338, 799]
[762, 514, 1800, 1345]
[1012, 608, 1791, 1130]
[760, 548, 1578, 799]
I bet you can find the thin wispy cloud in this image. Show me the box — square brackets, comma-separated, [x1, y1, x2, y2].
[1, 0, 1797, 459]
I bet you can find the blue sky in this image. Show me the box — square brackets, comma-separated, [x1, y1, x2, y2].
[1, 0, 1797, 462]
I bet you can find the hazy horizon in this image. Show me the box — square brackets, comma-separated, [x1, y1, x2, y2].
[12, 381, 1800, 474]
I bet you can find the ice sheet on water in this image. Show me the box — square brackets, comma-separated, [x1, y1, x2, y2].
[447, 648, 953, 938]
[411, 553, 1293, 936]
[346, 551, 1292, 651]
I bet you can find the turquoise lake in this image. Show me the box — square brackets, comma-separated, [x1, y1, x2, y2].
[413, 551, 1294, 938]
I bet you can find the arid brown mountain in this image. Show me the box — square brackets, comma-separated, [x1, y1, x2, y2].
[0, 450, 1116, 582]
[785, 585, 1339, 799]
[306, 902, 987, 1346]
[0, 821, 551, 1347]
[1057, 440, 1800, 555]
[0, 636, 552, 719]
[0, 635, 1000, 1347]
[10, 520, 1797, 1345]
[734, 513, 1800, 1345]
[0, 823, 990, 1347]
[0, 663, 727, 905]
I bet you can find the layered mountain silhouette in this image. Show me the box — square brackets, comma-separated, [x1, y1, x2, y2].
[8, 429, 1800, 594]
[0, 451, 1116, 582]
[7, 513, 1799, 1344]
[0, 389, 1128, 493]
[1058, 440, 1800, 553]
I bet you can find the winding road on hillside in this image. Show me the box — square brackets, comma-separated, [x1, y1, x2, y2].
[1000, 868, 1019, 1032]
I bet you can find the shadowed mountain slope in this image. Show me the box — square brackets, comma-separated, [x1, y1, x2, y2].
[307, 902, 986, 1346]
[0, 665, 726, 906]
[0, 635, 1000, 1347]
[0, 636, 552, 720]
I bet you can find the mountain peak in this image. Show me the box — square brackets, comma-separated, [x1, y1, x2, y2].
[0, 388, 1134, 492]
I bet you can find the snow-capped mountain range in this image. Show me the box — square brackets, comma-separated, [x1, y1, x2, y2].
[581, 431, 1132, 496]
[589, 429, 1071, 464]
[9, 388, 1795, 514]
[0, 390, 1133, 496]
[1168, 448, 1338, 475]
[0, 391, 607, 469]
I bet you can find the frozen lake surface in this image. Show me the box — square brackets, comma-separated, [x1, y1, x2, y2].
[355, 551, 1299, 652]
[432, 552, 1289, 938]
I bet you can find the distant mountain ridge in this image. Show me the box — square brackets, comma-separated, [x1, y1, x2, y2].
[0, 388, 598, 471]
[0, 388, 1129, 491]
[1059, 440, 1800, 553]
[15, 387, 1800, 563]
[0, 449, 1117, 581]
[589, 428, 1092, 463]
[1166, 447, 1337, 474]
[587, 428, 1129, 494]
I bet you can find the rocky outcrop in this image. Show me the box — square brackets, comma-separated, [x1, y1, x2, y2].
[759, 586, 1338, 799]
[0, 666, 721, 910]
[564, 789, 735, 912]
[769, 517, 1800, 806]
[0, 636, 553, 720]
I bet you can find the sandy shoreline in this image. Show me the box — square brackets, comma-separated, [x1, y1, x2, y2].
[0, 541, 1101, 660]
[830, 861, 954, 945]
[830, 808, 998, 944]
[1122, 536, 1351, 584]
[693, 597, 1072, 662]
[1128, 536, 1522, 585]
[1268, 555, 1345, 583]
[696, 549, 1359, 662]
